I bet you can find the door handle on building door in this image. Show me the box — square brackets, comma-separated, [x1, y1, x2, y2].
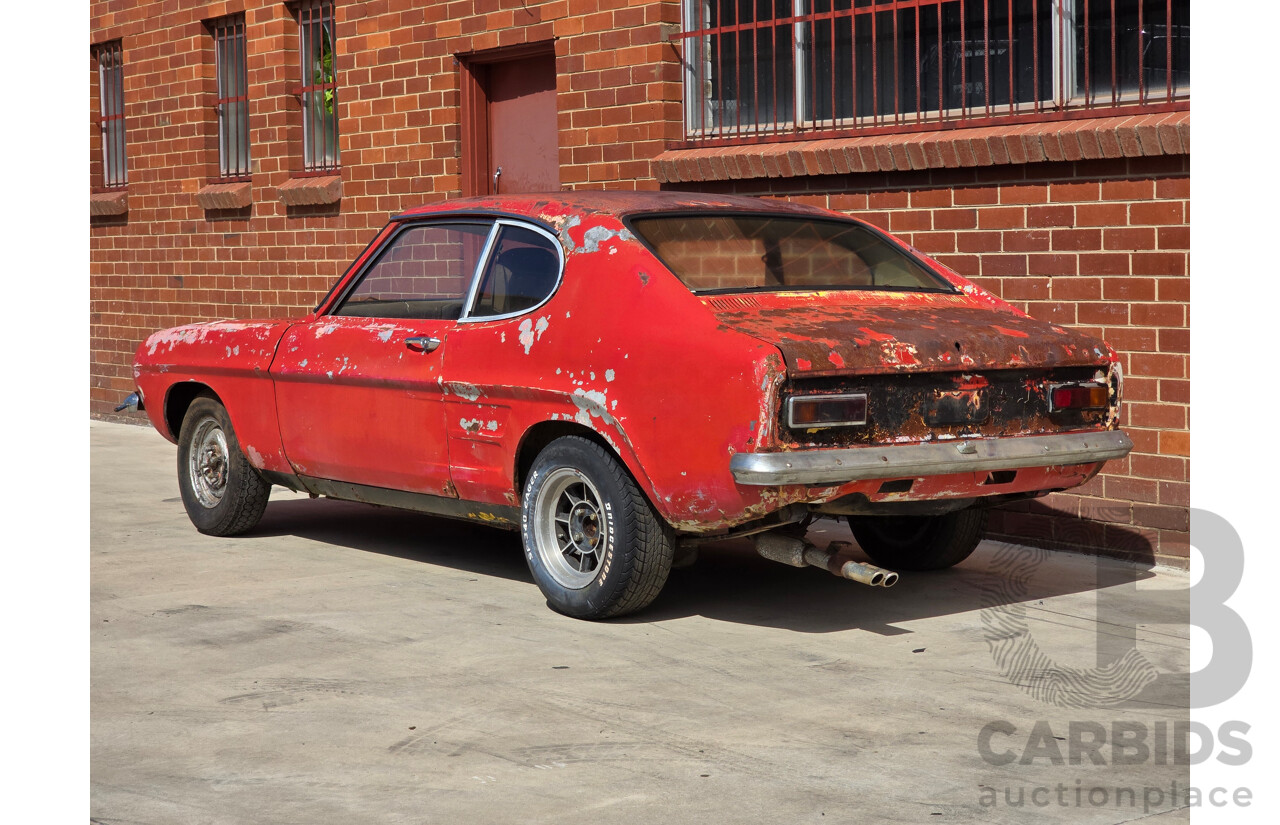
[493, 166, 502, 194]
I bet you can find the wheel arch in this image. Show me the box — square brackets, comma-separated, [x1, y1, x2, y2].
[514, 420, 661, 517]
[165, 382, 220, 441]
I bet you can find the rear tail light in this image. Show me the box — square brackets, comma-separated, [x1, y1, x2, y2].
[1048, 382, 1109, 412]
[787, 393, 868, 429]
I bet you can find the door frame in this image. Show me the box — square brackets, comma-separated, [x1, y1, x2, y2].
[458, 41, 558, 197]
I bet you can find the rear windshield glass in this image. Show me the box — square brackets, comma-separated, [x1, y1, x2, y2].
[630, 214, 953, 294]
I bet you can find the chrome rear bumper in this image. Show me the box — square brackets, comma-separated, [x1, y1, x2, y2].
[729, 431, 1133, 486]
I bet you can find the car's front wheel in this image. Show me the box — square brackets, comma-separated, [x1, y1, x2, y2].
[847, 508, 987, 571]
[176, 396, 271, 536]
[521, 436, 674, 619]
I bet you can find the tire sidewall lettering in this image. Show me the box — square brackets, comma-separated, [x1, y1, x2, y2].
[593, 501, 616, 589]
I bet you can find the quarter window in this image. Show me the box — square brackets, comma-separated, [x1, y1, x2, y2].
[470, 226, 562, 318]
[295, 0, 339, 172]
[93, 41, 126, 188]
[211, 15, 250, 180]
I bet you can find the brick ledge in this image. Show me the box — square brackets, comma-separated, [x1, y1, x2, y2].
[196, 181, 252, 210]
[90, 190, 128, 216]
[653, 112, 1190, 184]
[278, 175, 342, 206]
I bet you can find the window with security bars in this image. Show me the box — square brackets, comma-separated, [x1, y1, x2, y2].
[211, 16, 251, 180]
[295, 0, 339, 172]
[679, 0, 1189, 142]
[93, 41, 126, 188]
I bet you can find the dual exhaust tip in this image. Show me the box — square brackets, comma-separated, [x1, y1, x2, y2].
[753, 534, 899, 588]
[834, 556, 900, 588]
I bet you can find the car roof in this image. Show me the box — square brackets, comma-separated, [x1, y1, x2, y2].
[393, 191, 835, 223]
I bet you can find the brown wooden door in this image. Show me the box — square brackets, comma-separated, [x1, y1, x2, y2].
[461, 47, 559, 195]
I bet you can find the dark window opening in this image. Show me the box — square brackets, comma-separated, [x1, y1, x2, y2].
[1074, 0, 1190, 104]
[680, 0, 1189, 142]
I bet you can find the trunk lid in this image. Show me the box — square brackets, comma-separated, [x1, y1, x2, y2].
[702, 291, 1113, 376]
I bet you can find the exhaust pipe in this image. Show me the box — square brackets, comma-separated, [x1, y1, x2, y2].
[753, 534, 898, 587]
[823, 541, 899, 587]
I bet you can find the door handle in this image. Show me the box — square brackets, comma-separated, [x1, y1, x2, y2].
[405, 336, 441, 353]
[493, 166, 502, 194]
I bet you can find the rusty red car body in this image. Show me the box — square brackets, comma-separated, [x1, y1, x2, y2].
[129, 192, 1131, 619]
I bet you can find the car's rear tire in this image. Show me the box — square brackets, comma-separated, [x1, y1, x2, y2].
[847, 508, 987, 571]
[521, 436, 674, 619]
[176, 396, 271, 536]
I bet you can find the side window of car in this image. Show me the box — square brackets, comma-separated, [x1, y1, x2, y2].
[469, 225, 562, 318]
[333, 222, 492, 319]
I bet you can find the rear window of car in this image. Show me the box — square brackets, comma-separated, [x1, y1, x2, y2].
[629, 213, 954, 294]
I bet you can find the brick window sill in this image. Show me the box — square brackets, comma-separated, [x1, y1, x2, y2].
[90, 190, 128, 216]
[278, 174, 342, 206]
[653, 112, 1190, 184]
[196, 181, 252, 211]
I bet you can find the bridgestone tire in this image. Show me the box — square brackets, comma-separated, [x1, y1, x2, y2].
[176, 396, 271, 536]
[848, 508, 988, 571]
[521, 436, 674, 619]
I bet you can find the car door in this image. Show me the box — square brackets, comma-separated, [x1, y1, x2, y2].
[270, 219, 492, 496]
[439, 220, 564, 504]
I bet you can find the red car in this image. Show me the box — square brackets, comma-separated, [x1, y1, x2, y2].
[127, 192, 1130, 618]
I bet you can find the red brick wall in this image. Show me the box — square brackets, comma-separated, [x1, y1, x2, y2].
[664, 154, 1190, 567]
[90, 0, 1188, 567]
[90, 0, 683, 415]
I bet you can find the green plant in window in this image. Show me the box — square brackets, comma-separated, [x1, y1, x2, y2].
[313, 24, 335, 115]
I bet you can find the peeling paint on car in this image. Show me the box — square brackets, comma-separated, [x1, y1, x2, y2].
[579, 224, 635, 254]
[131, 193, 1129, 546]
[446, 382, 482, 401]
[570, 387, 614, 428]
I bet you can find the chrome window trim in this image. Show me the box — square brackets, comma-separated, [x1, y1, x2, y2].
[458, 218, 566, 324]
[458, 221, 503, 320]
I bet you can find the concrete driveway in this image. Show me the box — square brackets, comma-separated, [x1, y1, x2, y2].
[92, 420, 1190, 823]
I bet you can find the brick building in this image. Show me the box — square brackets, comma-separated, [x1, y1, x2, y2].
[90, 0, 1190, 566]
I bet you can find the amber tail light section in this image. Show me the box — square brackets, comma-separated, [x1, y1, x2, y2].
[787, 394, 868, 429]
[1049, 383, 1109, 412]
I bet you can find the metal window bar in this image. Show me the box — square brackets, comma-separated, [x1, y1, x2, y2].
[674, 0, 1188, 146]
[94, 41, 126, 188]
[297, 0, 339, 173]
[213, 16, 251, 180]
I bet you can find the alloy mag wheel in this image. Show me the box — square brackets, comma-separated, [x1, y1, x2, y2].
[521, 435, 674, 619]
[532, 467, 610, 589]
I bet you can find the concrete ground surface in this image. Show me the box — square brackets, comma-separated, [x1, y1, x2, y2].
[92, 420, 1191, 824]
